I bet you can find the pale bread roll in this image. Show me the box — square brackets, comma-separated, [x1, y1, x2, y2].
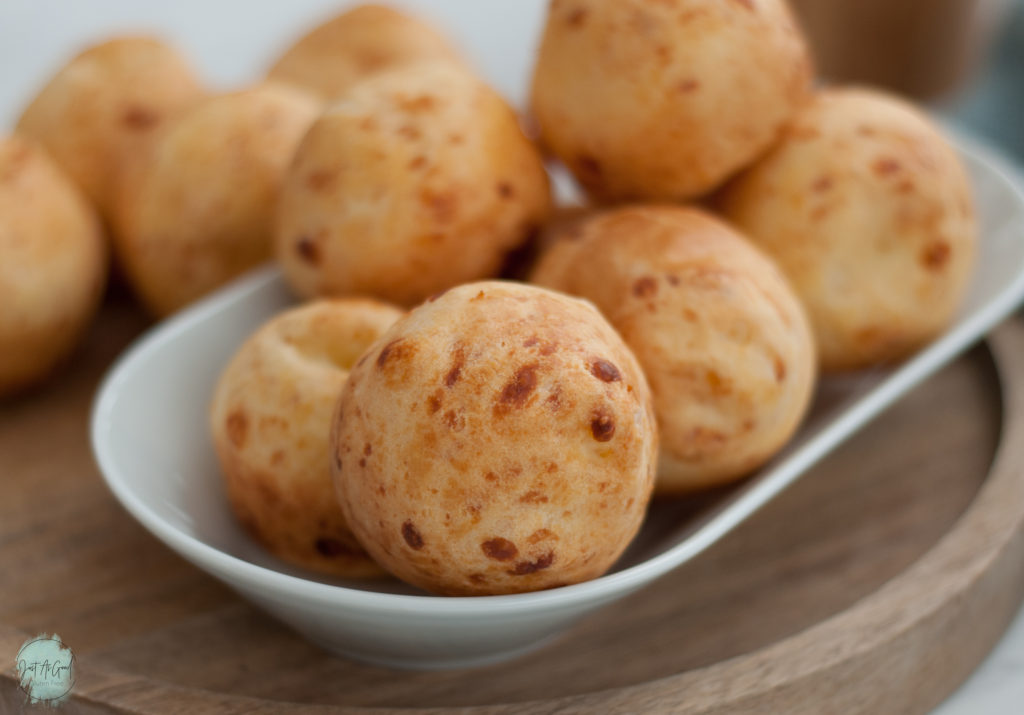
[114, 83, 320, 316]
[17, 36, 204, 220]
[0, 135, 106, 397]
[718, 88, 977, 371]
[267, 4, 462, 101]
[210, 298, 404, 578]
[530, 0, 812, 202]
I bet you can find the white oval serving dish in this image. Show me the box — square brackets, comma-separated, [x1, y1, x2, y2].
[91, 139, 1024, 670]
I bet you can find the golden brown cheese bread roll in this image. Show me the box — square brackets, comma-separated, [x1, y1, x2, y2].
[0, 135, 107, 397]
[210, 298, 404, 578]
[276, 62, 551, 306]
[530, 0, 812, 202]
[533, 206, 816, 494]
[267, 4, 462, 101]
[331, 281, 657, 595]
[113, 83, 320, 316]
[17, 36, 204, 221]
[718, 88, 977, 371]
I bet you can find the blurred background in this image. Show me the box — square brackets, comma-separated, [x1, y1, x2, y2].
[1, 0, 1022, 166]
[790, 0, 1024, 165]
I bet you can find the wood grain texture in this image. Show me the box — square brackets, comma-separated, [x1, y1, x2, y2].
[2, 296, 1023, 714]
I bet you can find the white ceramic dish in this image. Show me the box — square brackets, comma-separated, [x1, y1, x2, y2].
[91, 139, 1024, 670]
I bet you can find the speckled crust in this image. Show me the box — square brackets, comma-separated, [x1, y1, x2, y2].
[0, 135, 107, 397]
[530, 0, 812, 202]
[533, 206, 816, 494]
[210, 299, 403, 578]
[113, 84, 320, 317]
[718, 88, 977, 372]
[16, 36, 204, 220]
[267, 4, 462, 101]
[331, 282, 657, 595]
[275, 62, 552, 307]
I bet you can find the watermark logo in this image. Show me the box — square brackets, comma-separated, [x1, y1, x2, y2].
[15, 634, 75, 707]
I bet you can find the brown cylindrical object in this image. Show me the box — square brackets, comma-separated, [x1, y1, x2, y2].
[790, 0, 1002, 100]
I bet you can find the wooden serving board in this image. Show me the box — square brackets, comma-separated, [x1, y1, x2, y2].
[3, 294, 1024, 714]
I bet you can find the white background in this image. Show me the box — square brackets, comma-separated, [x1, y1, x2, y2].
[1, 1, 1021, 711]
[0, 0, 546, 129]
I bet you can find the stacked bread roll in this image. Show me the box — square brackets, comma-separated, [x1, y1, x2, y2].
[5, 2, 976, 596]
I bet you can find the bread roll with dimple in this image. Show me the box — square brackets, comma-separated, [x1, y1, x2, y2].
[210, 298, 403, 578]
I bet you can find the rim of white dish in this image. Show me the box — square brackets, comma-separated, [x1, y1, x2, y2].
[90, 266, 683, 614]
[92, 134, 1024, 617]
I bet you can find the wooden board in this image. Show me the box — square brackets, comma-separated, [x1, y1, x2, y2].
[3, 294, 1024, 714]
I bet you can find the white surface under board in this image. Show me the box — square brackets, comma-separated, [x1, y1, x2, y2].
[935, 602, 1024, 714]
